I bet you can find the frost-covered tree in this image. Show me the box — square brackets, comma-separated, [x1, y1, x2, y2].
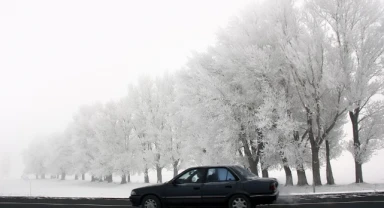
[129, 77, 157, 183]
[166, 97, 185, 177]
[310, 0, 384, 183]
[71, 103, 103, 181]
[114, 96, 134, 184]
[89, 102, 121, 183]
[23, 137, 50, 179]
[346, 100, 384, 170]
[48, 131, 74, 180]
[177, 1, 302, 182]
[276, 0, 348, 185]
[146, 73, 194, 181]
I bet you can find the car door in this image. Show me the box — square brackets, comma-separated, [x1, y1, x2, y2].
[165, 168, 206, 206]
[201, 168, 238, 205]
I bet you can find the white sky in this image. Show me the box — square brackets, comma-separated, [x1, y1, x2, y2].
[0, 0, 253, 176]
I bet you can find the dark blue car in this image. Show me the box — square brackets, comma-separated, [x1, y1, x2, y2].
[129, 165, 279, 208]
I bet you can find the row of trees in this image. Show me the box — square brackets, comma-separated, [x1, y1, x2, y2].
[23, 0, 384, 185]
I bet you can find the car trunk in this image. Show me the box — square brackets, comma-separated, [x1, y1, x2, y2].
[242, 178, 278, 195]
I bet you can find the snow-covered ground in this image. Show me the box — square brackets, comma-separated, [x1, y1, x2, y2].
[279, 183, 384, 195]
[0, 178, 150, 198]
[1, 177, 384, 198]
[0, 171, 174, 198]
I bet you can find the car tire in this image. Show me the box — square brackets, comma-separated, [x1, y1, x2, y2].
[228, 194, 252, 208]
[141, 195, 161, 208]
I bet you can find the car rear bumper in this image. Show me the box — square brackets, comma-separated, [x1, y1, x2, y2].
[129, 195, 141, 207]
[249, 191, 279, 204]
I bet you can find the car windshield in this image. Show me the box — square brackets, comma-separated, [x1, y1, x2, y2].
[232, 166, 258, 179]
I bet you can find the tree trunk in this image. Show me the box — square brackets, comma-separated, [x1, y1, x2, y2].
[242, 145, 258, 175]
[260, 156, 268, 178]
[349, 110, 364, 183]
[106, 174, 113, 183]
[91, 175, 96, 182]
[82, 173, 85, 180]
[121, 174, 127, 184]
[61, 172, 66, 180]
[355, 162, 363, 183]
[248, 161, 258, 176]
[239, 124, 259, 176]
[156, 165, 162, 183]
[254, 138, 264, 177]
[173, 160, 179, 177]
[35, 174, 39, 179]
[307, 111, 322, 186]
[293, 132, 309, 186]
[281, 155, 293, 186]
[144, 168, 149, 183]
[325, 140, 335, 185]
[296, 164, 309, 186]
[310, 144, 322, 186]
[283, 165, 293, 186]
[262, 169, 269, 178]
[41, 174, 45, 179]
[75, 174, 79, 180]
[127, 172, 131, 183]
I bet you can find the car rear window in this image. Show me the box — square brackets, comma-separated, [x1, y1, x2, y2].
[232, 166, 258, 179]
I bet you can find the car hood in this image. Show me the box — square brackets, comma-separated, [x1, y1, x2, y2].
[135, 183, 166, 191]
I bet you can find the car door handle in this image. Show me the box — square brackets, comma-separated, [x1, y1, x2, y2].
[193, 187, 200, 190]
[225, 185, 232, 188]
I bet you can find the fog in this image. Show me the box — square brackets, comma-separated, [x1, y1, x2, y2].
[0, 0, 250, 178]
[0, 0, 383, 188]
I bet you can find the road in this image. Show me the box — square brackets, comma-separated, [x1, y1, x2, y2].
[1, 192, 384, 208]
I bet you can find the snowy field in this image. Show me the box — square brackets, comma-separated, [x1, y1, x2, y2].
[2, 150, 384, 198]
[1, 178, 384, 198]
[0, 172, 173, 198]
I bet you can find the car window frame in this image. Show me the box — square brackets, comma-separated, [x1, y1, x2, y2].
[204, 167, 239, 183]
[173, 168, 207, 184]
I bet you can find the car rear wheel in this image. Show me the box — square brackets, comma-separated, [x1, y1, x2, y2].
[228, 194, 252, 208]
[141, 195, 161, 208]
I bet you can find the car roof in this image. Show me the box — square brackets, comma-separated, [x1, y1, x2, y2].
[188, 165, 241, 169]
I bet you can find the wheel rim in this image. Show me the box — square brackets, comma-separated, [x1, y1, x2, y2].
[232, 197, 247, 208]
[144, 198, 157, 208]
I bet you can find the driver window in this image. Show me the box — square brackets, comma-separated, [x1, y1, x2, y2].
[175, 169, 204, 184]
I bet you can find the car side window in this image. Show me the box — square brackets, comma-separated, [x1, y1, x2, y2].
[206, 168, 237, 182]
[175, 169, 205, 184]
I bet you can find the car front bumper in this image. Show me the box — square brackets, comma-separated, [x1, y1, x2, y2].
[129, 195, 141, 207]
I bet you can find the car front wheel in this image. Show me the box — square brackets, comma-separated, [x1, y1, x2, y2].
[228, 194, 252, 208]
[141, 195, 161, 208]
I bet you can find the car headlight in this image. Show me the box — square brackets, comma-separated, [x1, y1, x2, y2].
[131, 190, 137, 196]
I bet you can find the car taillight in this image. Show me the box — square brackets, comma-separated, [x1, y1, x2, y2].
[269, 182, 276, 191]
